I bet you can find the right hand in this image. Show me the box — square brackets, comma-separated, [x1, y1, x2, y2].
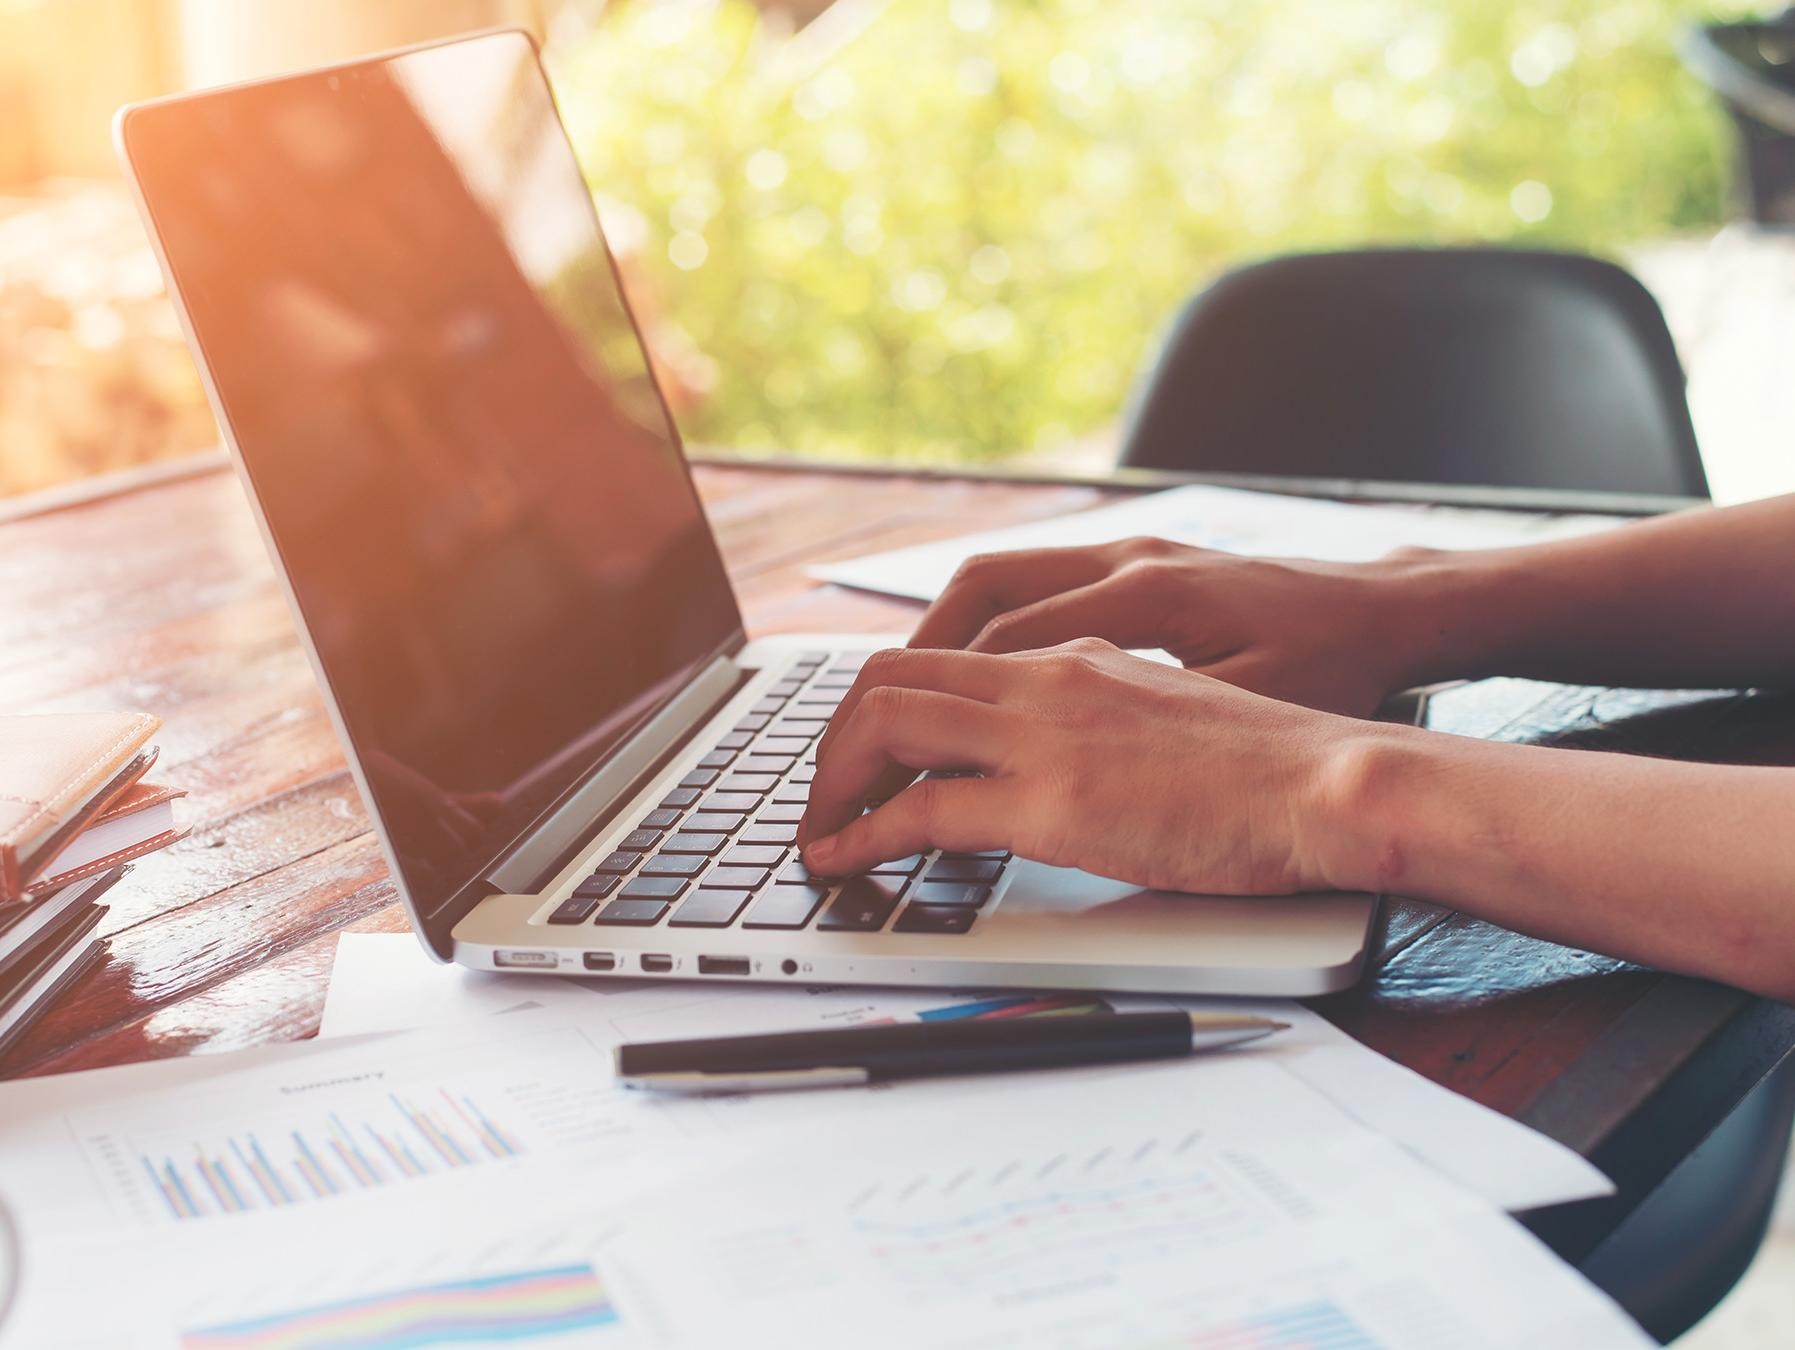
[907, 536, 1444, 718]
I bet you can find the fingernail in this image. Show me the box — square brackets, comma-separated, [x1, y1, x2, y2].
[806, 836, 837, 865]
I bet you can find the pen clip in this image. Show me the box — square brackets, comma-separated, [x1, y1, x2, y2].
[621, 1066, 871, 1095]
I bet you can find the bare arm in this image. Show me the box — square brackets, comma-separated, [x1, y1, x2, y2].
[906, 493, 1795, 714]
[797, 644, 1795, 1003]
[1319, 728, 1795, 1001]
[1399, 493, 1795, 691]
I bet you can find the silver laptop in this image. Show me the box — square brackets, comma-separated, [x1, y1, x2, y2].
[117, 30, 1376, 996]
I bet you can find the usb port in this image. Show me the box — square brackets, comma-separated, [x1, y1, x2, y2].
[698, 956, 751, 977]
[640, 954, 674, 973]
[582, 952, 616, 972]
[494, 950, 557, 969]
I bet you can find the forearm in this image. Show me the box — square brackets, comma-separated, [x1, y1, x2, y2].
[1392, 494, 1795, 691]
[1314, 729, 1795, 1001]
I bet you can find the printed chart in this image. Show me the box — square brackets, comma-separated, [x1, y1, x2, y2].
[180, 1263, 619, 1349]
[67, 1026, 626, 1226]
[909, 993, 1113, 1021]
[1184, 1299, 1382, 1350]
[844, 1131, 1257, 1291]
[141, 1090, 524, 1219]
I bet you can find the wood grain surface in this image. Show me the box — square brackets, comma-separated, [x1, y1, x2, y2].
[2, 460, 1789, 1249]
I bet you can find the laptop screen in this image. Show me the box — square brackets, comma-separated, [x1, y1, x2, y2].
[122, 33, 743, 924]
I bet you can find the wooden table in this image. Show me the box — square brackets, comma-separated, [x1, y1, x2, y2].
[2, 457, 1791, 1263]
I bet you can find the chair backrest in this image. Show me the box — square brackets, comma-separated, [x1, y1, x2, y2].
[1117, 248, 1709, 498]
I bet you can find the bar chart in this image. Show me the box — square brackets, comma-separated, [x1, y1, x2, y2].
[1185, 1300, 1382, 1349]
[181, 1262, 619, 1348]
[141, 1089, 527, 1219]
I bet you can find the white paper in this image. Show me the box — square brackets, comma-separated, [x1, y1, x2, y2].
[809, 483, 1614, 601]
[1, 1038, 1646, 1350]
[606, 1063, 1653, 1349]
[315, 933, 1610, 1214]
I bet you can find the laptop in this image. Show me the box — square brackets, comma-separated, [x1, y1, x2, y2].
[116, 29, 1376, 995]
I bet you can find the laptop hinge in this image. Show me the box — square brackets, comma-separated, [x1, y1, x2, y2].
[481, 654, 746, 897]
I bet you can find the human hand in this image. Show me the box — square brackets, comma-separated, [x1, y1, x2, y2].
[797, 638, 1383, 893]
[908, 536, 1445, 717]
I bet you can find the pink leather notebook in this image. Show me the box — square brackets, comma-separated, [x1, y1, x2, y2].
[0, 711, 163, 904]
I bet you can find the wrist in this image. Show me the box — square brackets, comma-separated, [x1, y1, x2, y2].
[1299, 725, 1452, 895]
[1367, 548, 1543, 688]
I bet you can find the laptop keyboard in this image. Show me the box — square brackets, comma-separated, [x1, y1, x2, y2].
[545, 651, 1010, 938]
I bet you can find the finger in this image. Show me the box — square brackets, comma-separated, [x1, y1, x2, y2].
[816, 646, 1016, 766]
[803, 775, 1017, 875]
[802, 687, 1016, 846]
[908, 546, 1121, 651]
[968, 574, 1168, 655]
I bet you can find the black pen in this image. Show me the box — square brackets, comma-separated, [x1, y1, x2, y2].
[615, 1010, 1289, 1094]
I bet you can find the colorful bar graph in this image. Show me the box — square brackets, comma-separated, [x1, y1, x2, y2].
[141, 1090, 526, 1220]
[1186, 1299, 1382, 1350]
[180, 1263, 618, 1349]
[915, 993, 1114, 1021]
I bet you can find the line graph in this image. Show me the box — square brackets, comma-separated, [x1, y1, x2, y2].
[846, 1131, 1258, 1288]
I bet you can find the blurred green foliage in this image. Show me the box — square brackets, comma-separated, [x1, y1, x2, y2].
[550, 0, 1763, 464]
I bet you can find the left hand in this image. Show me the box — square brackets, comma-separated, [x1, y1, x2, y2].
[797, 638, 1377, 894]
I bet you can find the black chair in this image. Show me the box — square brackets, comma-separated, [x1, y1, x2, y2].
[1117, 247, 1709, 499]
[1582, 1055, 1795, 1343]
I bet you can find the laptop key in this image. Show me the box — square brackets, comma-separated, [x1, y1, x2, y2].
[868, 854, 924, 876]
[702, 792, 761, 814]
[734, 714, 770, 733]
[790, 764, 816, 783]
[662, 831, 727, 855]
[795, 650, 830, 666]
[638, 807, 681, 831]
[572, 872, 623, 899]
[768, 680, 804, 699]
[779, 860, 835, 888]
[641, 853, 708, 877]
[668, 889, 751, 928]
[818, 877, 902, 931]
[772, 719, 829, 739]
[697, 749, 736, 771]
[743, 886, 828, 930]
[924, 857, 1004, 883]
[680, 768, 718, 790]
[752, 698, 787, 717]
[659, 787, 701, 810]
[756, 737, 810, 757]
[722, 844, 786, 869]
[893, 904, 977, 934]
[593, 850, 642, 873]
[595, 898, 671, 926]
[716, 731, 754, 751]
[704, 866, 771, 890]
[735, 754, 796, 774]
[549, 893, 602, 923]
[909, 881, 992, 908]
[718, 773, 777, 795]
[773, 781, 810, 804]
[618, 828, 663, 852]
[742, 822, 798, 846]
[756, 802, 805, 824]
[685, 811, 747, 834]
[620, 875, 689, 900]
